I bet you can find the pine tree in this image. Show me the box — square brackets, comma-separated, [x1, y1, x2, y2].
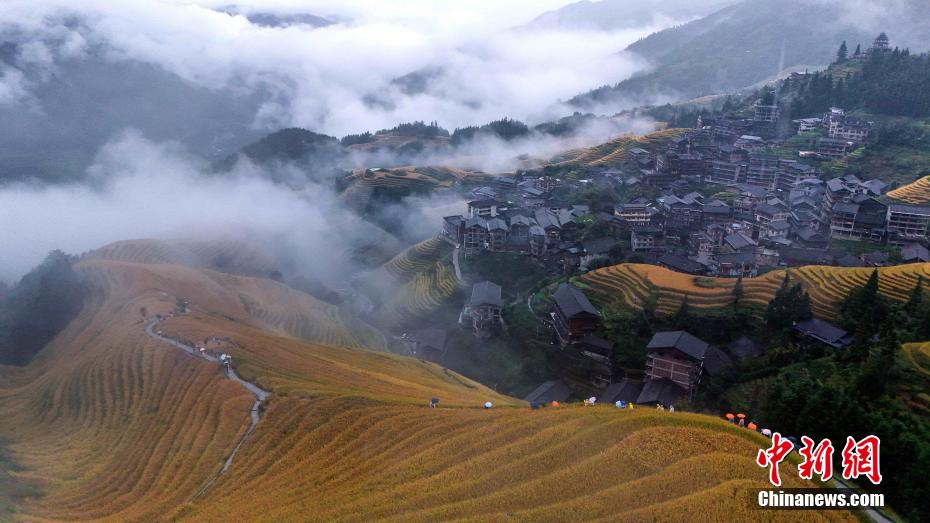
[732, 274, 744, 307]
[854, 43, 861, 57]
[766, 273, 811, 330]
[673, 295, 692, 328]
[904, 276, 923, 315]
[837, 41, 848, 63]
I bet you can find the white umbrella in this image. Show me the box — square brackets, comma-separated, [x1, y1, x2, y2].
[484, 402, 493, 409]
[761, 428, 772, 437]
[588, 396, 597, 405]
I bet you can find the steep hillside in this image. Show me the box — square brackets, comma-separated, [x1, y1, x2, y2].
[88, 242, 386, 351]
[356, 236, 461, 329]
[549, 128, 686, 168]
[570, 0, 930, 109]
[579, 262, 930, 319]
[888, 175, 930, 204]
[0, 249, 858, 521]
[526, 0, 732, 31]
[86, 238, 281, 278]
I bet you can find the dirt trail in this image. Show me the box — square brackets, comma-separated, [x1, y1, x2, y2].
[144, 318, 269, 497]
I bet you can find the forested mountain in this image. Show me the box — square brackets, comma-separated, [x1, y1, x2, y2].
[0, 52, 267, 184]
[569, 0, 930, 111]
[525, 0, 732, 31]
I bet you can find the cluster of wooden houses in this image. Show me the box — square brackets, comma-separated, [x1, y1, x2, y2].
[438, 95, 928, 279]
[528, 282, 734, 406]
[525, 282, 857, 406]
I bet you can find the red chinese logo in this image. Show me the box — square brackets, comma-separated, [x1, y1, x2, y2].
[841, 435, 882, 485]
[756, 432, 794, 486]
[798, 436, 834, 481]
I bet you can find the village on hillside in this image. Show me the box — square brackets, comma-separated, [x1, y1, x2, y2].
[406, 33, 930, 408]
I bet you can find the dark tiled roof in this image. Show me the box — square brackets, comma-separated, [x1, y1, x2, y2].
[601, 378, 642, 404]
[469, 281, 502, 308]
[889, 203, 930, 215]
[901, 243, 930, 262]
[553, 283, 600, 318]
[724, 233, 756, 250]
[581, 334, 614, 352]
[794, 318, 853, 348]
[582, 237, 615, 256]
[411, 328, 447, 352]
[646, 331, 709, 361]
[702, 346, 733, 375]
[836, 254, 866, 267]
[468, 199, 499, 207]
[636, 378, 685, 405]
[523, 380, 572, 404]
[658, 254, 706, 274]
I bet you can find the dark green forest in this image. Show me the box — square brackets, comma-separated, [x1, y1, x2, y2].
[788, 47, 930, 118]
[0, 251, 86, 366]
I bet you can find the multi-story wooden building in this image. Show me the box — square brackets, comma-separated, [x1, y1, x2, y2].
[830, 196, 887, 243]
[887, 204, 930, 245]
[550, 283, 601, 346]
[461, 281, 502, 339]
[644, 331, 710, 394]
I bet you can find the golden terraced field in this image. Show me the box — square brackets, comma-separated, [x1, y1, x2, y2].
[550, 128, 688, 168]
[579, 262, 930, 319]
[359, 236, 461, 327]
[887, 175, 930, 204]
[0, 242, 860, 521]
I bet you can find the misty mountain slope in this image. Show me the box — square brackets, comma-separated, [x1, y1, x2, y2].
[570, 0, 930, 108]
[526, 0, 734, 31]
[0, 255, 854, 521]
[0, 56, 267, 183]
[86, 240, 387, 351]
[355, 236, 460, 329]
[86, 239, 282, 279]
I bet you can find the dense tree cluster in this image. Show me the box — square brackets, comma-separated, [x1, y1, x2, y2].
[374, 120, 450, 139]
[753, 272, 930, 521]
[451, 118, 530, 146]
[789, 47, 930, 118]
[764, 273, 812, 331]
[0, 251, 86, 366]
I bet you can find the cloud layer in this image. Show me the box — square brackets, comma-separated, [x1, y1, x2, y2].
[0, 0, 680, 136]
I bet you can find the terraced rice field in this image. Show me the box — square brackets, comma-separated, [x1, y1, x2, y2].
[360, 237, 460, 327]
[384, 235, 453, 277]
[376, 261, 460, 326]
[578, 263, 785, 316]
[887, 175, 930, 204]
[86, 238, 279, 277]
[579, 262, 930, 319]
[181, 400, 850, 523]
[550, 128, 687, 168]
[0, 249, 858, 521]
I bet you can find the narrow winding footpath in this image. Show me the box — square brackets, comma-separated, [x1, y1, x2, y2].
[145, 318, 269, 497]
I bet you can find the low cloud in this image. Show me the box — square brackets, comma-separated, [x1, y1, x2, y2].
[0, 131, 384, 283]
[0, 0, 679, 137]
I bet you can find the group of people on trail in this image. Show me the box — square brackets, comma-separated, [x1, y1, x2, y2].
[428, 396, 680, 411]
[724, 411, 765, 434]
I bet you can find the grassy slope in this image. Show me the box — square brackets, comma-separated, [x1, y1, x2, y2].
[579, 262, 930, 319]
[0, 245, 858, 521]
